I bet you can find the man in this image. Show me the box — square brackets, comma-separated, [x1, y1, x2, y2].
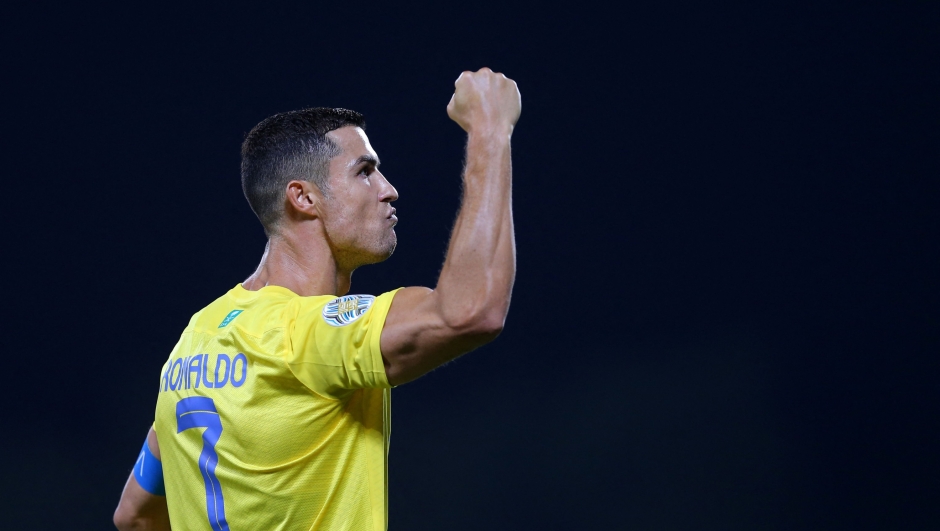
[113, 68, 520, 530]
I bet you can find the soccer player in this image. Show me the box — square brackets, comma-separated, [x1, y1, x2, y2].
[113, 67, 520, 531]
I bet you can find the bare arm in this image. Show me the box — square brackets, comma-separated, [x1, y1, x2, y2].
[114, 428, 171, 531]
[381, 68, 520, 385]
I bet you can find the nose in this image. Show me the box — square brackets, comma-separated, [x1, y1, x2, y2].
[377, 171, 399, 203]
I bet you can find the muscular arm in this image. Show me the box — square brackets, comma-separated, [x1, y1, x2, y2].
[113, 428, 171, 531]
[381, 68, 520, 385]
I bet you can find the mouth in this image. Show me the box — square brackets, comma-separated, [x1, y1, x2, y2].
[387, 209, 398, 225]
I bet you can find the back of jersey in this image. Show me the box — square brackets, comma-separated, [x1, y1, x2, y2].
[154, 284, 397, 531]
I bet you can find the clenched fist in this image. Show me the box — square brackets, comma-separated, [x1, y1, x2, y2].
[447, 68, 521, 135]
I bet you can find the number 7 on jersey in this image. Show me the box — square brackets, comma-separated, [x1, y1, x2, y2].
[177, 396, 230, 531]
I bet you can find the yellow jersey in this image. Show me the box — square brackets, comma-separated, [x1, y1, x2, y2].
[153, 284, 398, 531]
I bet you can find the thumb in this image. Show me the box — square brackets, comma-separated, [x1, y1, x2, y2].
[446, 93, 456, 118]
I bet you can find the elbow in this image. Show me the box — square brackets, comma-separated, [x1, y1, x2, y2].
[113, 507, 132, 531]
[448, 307, 506, 345]
[113, 505, 143, 531]
[476, 311, 506, 339]
[437, 287, 511, 346]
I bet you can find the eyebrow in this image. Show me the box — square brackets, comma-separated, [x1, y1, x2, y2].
[352, 154, 380, 168]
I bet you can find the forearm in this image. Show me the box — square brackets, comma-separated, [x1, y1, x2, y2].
[435, 129, 516, 330]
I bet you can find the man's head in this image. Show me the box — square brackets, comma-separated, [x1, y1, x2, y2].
[241, 107, 364, 231]
[241, 108, 399, 268]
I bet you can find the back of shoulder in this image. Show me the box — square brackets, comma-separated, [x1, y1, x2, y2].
[186, 285, 300, 339]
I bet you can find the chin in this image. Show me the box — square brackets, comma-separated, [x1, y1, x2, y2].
[378, 237, 397, 261]
[360, 236, 397, 266]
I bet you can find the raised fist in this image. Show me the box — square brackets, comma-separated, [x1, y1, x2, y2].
[447, 68, 521, 135]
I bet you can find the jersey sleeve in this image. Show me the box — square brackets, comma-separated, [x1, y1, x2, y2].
[285, 290, 399, 398]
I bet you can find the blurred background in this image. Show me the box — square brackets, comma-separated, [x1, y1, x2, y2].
[2, 1, 938, 529]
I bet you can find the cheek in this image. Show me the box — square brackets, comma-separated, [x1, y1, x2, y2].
[327, 202, 370, 236]
[323, 190, 376, 235]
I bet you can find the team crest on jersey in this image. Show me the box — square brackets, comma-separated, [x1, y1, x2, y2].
[322, 295, 375, 327]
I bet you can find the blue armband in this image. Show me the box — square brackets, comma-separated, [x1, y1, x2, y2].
[133, 438, 166, 496]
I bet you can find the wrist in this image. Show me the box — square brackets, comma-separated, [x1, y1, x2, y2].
[466, 124, 513, 144]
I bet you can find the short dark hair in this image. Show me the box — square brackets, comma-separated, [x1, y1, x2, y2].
[241, 107, 366, 233]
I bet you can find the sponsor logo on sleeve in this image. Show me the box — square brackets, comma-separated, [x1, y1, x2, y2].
[322, 295, 375, 327]
[218, 309, 243, 328]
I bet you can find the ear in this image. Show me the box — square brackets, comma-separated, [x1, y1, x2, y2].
[284, 180, 322, 221]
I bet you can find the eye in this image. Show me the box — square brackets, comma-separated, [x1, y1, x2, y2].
[358, 166, 374, 177]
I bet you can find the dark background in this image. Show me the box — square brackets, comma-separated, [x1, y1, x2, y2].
[3, 1, 938, 529]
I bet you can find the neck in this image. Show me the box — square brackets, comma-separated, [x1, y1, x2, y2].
[242, 226, 352, 297]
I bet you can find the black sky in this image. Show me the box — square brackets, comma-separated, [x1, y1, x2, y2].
[2, 1, 938, 529]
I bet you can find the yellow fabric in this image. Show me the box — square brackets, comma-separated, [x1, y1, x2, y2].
[153, 284, 398, 531]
